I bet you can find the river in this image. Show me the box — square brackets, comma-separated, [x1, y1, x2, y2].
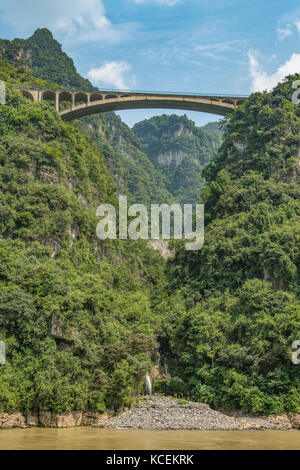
[0, 428, 299, 450]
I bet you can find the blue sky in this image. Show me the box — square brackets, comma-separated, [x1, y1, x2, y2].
[0, 0, 300, 126]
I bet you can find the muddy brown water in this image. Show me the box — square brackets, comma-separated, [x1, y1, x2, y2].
[0, 428, 299, 450]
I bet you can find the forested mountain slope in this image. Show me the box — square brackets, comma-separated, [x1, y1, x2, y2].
[158, 75, 300, 414]
[0, 28, 95, 90]
[78, 114, 173, 206]
[0, 62, 166, 414]
[0, 28, 299, 416]
[133, 114, 222, 203]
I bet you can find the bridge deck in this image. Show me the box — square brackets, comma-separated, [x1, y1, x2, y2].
[14, 86, 248, 120]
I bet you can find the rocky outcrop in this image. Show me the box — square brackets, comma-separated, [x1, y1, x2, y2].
[39, 411, 83, 428]
[288, 413, 300, 429]
[237, 413, 292, 430]
[157, 150, 186, 166]
[0, 410, 108, 429]
[233, 141, 247, 154]
[0, 413, 26, 429]
[149, 239, 174, 260]
[81, 411, 111, 427]
[26, 413, 39, 427]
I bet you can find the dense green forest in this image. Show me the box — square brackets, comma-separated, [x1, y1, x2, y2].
[0, 64, 166, 413]
[158, 77, 300, 413]
[78, 113, 173, 206]
[133, 114, 222, 204]
[0, 29, 299, 415]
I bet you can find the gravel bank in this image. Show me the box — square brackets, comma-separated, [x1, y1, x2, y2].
[103, 395, 299, 431]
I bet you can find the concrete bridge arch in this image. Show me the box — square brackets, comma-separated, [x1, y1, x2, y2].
[17, 87, 248, 121]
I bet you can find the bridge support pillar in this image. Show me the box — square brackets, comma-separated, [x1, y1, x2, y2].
[29, 90, 40, 102]
[71, 93, 75, 110]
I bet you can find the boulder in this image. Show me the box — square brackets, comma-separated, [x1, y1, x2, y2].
[0, 412, 26, 429]
[39, 411, 83, 427]
[26, 413, 39, 427]
[82, 411, 110, 427]
[288, 413, 300, 429]
[39, 411, 52, 427]
[52, 412, 82, 428]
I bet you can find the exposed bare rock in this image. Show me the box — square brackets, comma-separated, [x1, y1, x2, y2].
[157, 150, 186, 166]
[52, 412, 83, 428]
[39, 411, 83, 428]
[39, 169, 59, 184]
[38, 411, 52, 427]
[82, 411, 111, 427]
[237, 413, 292, 430]
[288, 413, 300, 429]
[26, 413, 39, 427]
[269, 414, 293, 429]
[0, 413, 26, 429]
[149, 239, 174, 260]
[233, 141, 247, 154]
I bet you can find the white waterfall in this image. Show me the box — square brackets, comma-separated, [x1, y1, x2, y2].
[145, 372, 152, 395]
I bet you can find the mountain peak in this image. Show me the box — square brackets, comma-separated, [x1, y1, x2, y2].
[27, 28, 62, 52]
[31, 28, 54, 40]
[15, 28, 95, 90]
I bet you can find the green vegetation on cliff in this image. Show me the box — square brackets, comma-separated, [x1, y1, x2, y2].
[78, 113, 173, 206]
[158, 75, 300, 414]
[0, 56, 59, 89]
[0, 64, 166, 414]
[0, 28, 299, 417]
[133, 114, 222, 203]
[0, 29, 94, 90]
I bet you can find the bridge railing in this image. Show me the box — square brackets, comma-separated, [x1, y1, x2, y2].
[14, 85, 249, 99]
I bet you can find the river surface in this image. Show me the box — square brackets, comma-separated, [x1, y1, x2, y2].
[0, 428, 299, 450]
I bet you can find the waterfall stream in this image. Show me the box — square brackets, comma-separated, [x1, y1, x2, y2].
[145, 373, 152, 395]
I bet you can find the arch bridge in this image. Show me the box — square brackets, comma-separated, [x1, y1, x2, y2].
[15, 86, 248, 121]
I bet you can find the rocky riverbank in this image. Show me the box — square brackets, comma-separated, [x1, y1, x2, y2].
[0, 410, 111, 429]
[0, 396, 299, 430]
[103, 396, 300, 431]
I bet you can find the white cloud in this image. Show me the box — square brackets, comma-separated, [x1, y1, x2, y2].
[277, 25, 293, 40]
[87, 61, 135, 90]
[248, 51, 300, 92]
[277, 19, 300, 40]
[295, 20, 300, 34]
[196, 43, 232, 53]
[194, 40, 242, 62]
[0, 0, 131, 44]
[133, 0, 180, 5]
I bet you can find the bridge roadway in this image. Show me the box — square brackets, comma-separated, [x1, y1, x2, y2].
[15, 86, 248, 121]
